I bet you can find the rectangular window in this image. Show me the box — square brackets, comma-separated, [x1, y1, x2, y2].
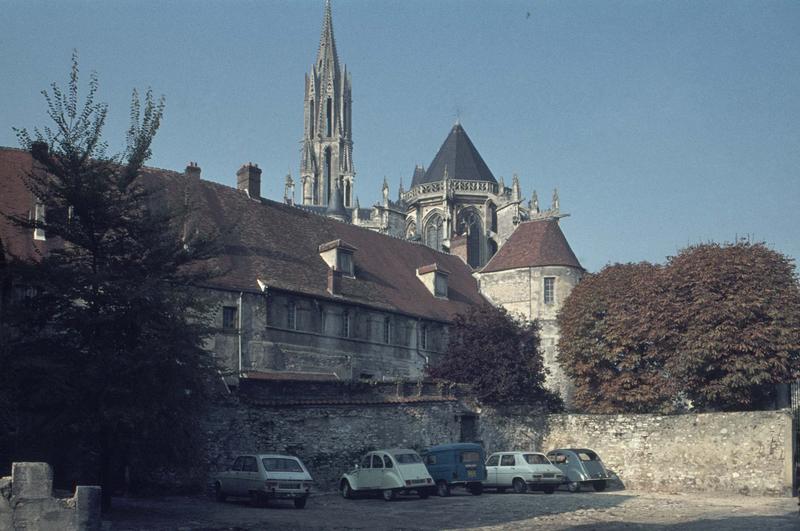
[434, 273, 447, 297]
[33, 202, 45, 241]
[420, 325, 428, 350]
[341, 311, 350, 337]
[287, 300, 296, 330]
[337, 252, 353, 276]
[222, 306, 237, 331]
[543, 277, 555, 305]
[383, 317, 391, 344]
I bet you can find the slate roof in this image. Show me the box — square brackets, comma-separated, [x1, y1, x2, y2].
[411, 123, 497, 187]
[480, 219, 583, 273]
[0, 147, 485, 323]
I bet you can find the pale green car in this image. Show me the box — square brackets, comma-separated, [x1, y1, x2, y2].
[340, 449, 435, 501]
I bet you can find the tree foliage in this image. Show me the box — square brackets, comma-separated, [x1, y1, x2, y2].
[427, 303, 559, 406]
[558, 242, 800, 413]
[0, 52, 218, 507]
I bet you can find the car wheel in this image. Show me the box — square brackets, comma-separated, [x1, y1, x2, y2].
[513, 478, 527, 494]
[436, 480, 450, 497]
[213, 482, 226, 502]
[293, 497, 307, 509]
[468, 483, 483, 496]
[567, 481, 581, 493]
[593, 480, 607, 492]
[543, 486, 555, 494]
[382, 489, 396, 502]
[340, 480, 353, 499]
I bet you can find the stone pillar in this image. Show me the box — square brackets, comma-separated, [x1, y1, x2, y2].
[11, 462, 53, 499]
[75, 486, 102, 531]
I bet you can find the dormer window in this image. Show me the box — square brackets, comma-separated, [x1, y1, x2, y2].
[319, 239, 357, 278]
[416, 263, 450, 299]
[33, 201, 45, 241]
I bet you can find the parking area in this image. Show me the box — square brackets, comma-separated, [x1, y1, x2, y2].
[107, 488, 799, 530]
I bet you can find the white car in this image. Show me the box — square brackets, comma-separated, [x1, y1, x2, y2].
[213, 454, 313, 508]
[340, 449, 434, 501]
[484, 452, 565, 494]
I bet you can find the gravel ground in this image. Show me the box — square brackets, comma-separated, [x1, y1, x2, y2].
[105, 488, 800, 530]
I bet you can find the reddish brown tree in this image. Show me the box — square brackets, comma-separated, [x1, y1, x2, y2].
[664, 242, 800, 410]
[557, 262, 678, 413]
[427, 303, 557, 406]
[558, 242, 800, 413]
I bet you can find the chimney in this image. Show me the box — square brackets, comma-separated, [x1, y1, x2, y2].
[237, 162, 262, 199]
[327, 268, 342, 295]
[450, 234, 469, 265]
[185, 161, 201, 179]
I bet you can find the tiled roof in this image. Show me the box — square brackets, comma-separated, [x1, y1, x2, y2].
[481, 219, 583, 273]
[0, 147, 486, 323]
[411, 123, 497, 187]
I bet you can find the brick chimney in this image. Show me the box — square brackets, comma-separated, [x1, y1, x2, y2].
[185, 161, 201, 179]
[237, 162, 262, 199]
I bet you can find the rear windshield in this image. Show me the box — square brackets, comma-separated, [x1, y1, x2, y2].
[262, 458, 304, 472]
[577, 451, 599, 461]
[523, 454, 549, 465]
[393, 453, 422, 464]
[460, 451, 481, 463]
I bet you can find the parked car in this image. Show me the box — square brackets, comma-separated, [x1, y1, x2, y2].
[546, 448, 612, 492]
[483, 451, 565, 494]
[213, 454, 313, 508]
[421, 443, 486, 496]
[340, 449, 434, 501]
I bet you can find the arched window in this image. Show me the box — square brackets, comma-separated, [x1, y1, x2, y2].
[458, 209, 482, 268]
[424, 213, 444, 251]
[326, 97, 332, 137]
[344, 181, 351, 208]
[405, 221, 417, 240]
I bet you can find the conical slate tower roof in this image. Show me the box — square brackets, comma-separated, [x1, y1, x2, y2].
[481, 219, 583, 273]
[412, 123, 497, 187]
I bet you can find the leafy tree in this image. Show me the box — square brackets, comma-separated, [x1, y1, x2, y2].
[0, 53, 218, 509]
[558, 242, 800, 413]
[557, 262, 678, 413]
[427, 303, 558, 406]
[664, 242, 800, 410]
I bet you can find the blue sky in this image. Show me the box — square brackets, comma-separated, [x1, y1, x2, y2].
[1, 0, 798, 273]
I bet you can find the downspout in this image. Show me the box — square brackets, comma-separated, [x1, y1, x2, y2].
[237, 291, 243, 378]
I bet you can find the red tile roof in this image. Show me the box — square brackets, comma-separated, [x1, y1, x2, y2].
[0, 147, 486, 323]
[481, 219, 583, 273]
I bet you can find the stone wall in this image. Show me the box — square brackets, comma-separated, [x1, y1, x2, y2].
[0, 462, 100, 531]
[201, 382, 796, 497]
[475, 407, 796, 497]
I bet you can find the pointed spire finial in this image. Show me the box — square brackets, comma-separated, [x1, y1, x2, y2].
[552, 188, 559, 211]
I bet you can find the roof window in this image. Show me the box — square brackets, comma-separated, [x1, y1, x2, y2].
[416, 263, 449, 299]
[319, 239, 357, 277]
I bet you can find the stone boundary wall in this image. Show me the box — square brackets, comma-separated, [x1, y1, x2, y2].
[200, 381, 795, 497]
[476, 407, 796, 497]
[0, 462, 101, 531]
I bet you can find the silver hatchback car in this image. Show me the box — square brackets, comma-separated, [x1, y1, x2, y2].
[213, 454, 313, 508]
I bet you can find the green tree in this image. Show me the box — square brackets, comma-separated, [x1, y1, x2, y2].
[427, 303, 558, 406]
[0, 53, 218, 509]
[558, 242, 800, 413]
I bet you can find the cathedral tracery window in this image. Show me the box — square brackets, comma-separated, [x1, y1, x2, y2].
[458, 208, 482, 268]
[424, 214, 444, 251]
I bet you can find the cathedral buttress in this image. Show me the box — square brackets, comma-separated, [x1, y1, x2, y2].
[301, 0, 354, 208]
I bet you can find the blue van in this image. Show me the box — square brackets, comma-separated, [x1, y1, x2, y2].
[421, 443, 486, 496]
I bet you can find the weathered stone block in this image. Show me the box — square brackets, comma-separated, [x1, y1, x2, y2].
[75, 485, 102, 531]
[12, 462, 53, 499]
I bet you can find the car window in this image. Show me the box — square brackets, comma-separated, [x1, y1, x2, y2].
[232, 457, 244, 471]
[486, 455, 499, 467]
[578, 451, 598, 461]
[500, 455, 515, 466]
[383, 455, 394, 468]
[550, 453, 567, 464]
[424, 454, 437, 465]
[361, 455, 372, 469]
[262, 458, 303, 472]
[460, 451, 481, 463]
[393, 453, 422, 464]
[372, 455, 384, 468]
[523, 454, 547, 465]
[243, 456, 258, 472]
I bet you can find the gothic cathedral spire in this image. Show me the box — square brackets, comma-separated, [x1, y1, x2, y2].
[301, 0, 354, 208]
